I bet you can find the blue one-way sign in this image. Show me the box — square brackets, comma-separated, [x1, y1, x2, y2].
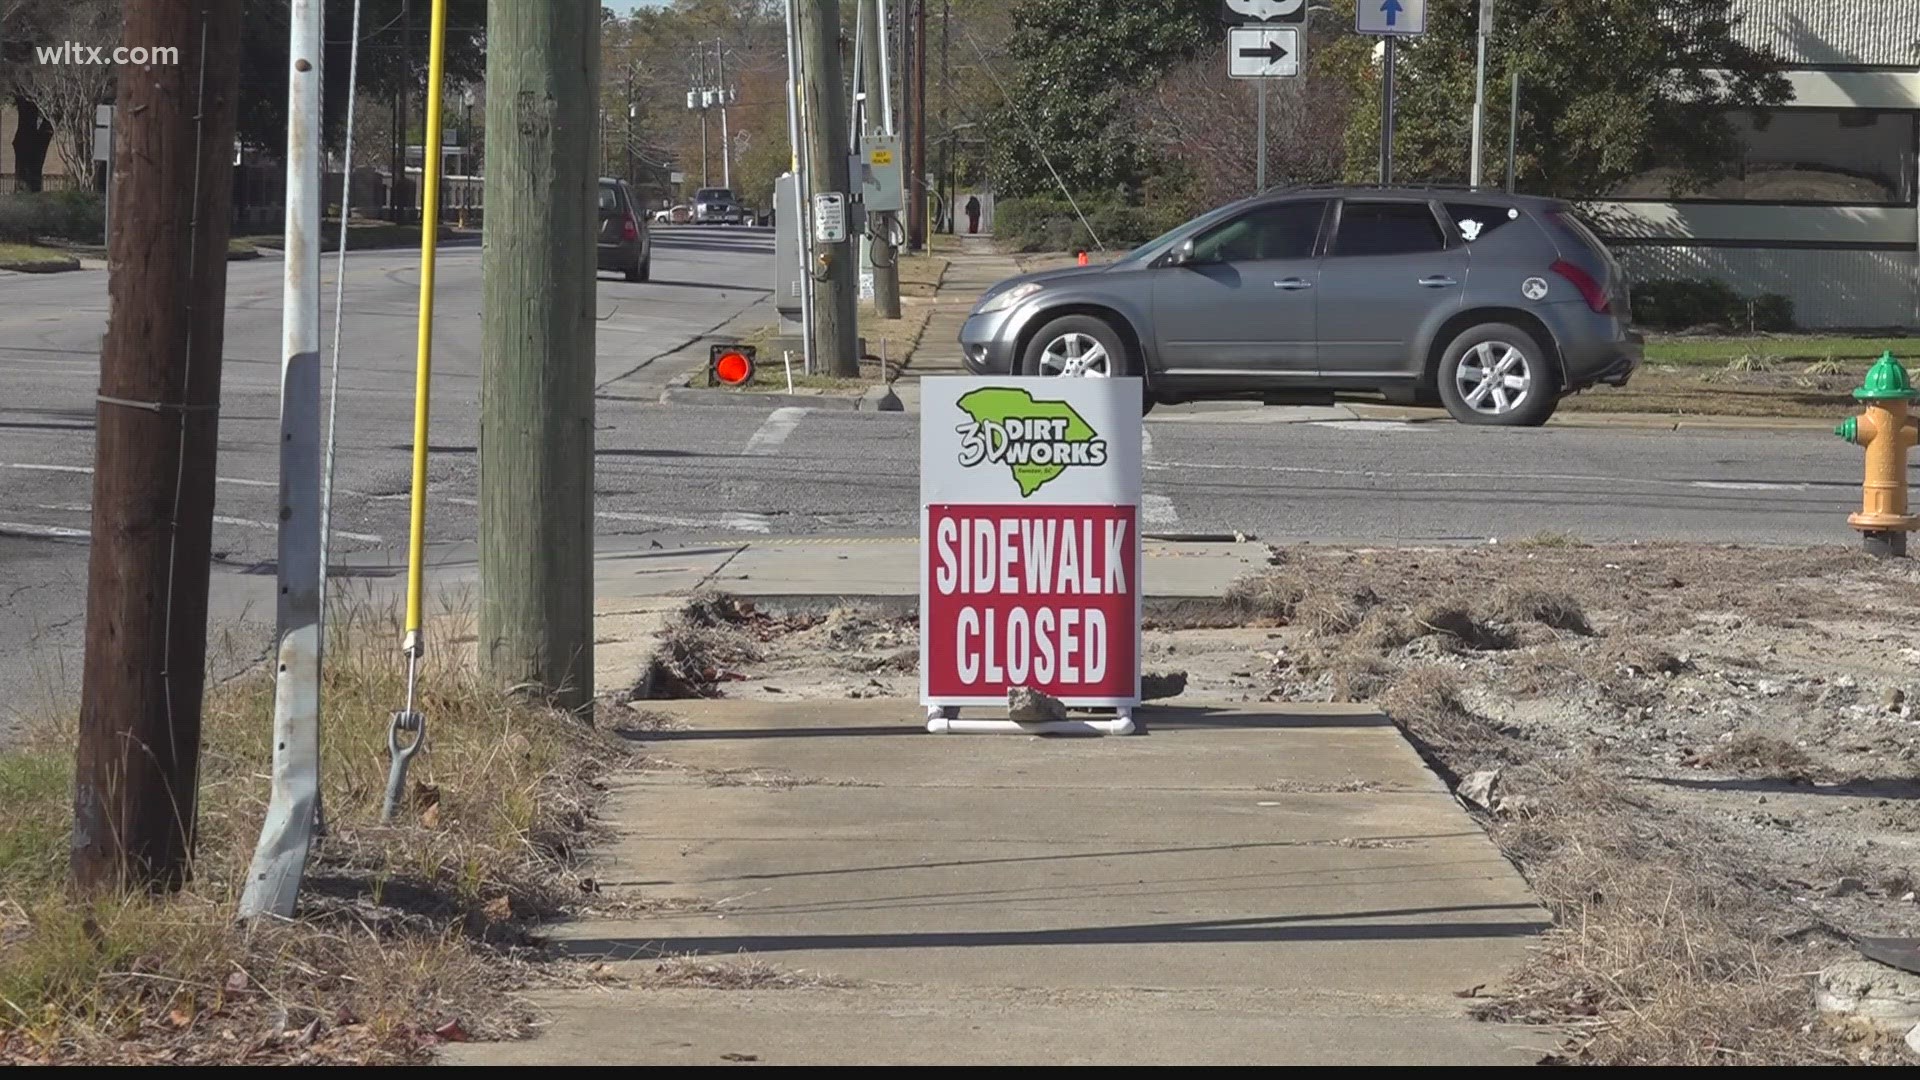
[1357, 0, 1426, 35]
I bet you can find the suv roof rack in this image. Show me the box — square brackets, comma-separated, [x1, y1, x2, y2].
[1276, 181, 1520, 195]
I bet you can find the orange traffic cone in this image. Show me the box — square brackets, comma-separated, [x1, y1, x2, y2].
[1076, 251, 1089, 266]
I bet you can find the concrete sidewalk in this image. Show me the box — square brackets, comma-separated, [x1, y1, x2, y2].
[444, 698, 1550, 1066]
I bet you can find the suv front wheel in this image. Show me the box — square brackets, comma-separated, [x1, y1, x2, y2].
[1020, 314, 1154, 415]
[1436, 322, 1558, 427]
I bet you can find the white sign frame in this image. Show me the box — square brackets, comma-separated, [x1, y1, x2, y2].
[1357, 0, 1427, 35]
[919, 376, 1144, 735]
[1228, 26, 1301, 79]
[812, 191, 847, 243]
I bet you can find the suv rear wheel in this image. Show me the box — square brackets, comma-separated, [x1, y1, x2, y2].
[1436, 322, 1557, 427]
[1020, 314, 1154, 414]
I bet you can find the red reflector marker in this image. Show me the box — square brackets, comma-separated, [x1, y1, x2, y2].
[713, 351, 753, 386]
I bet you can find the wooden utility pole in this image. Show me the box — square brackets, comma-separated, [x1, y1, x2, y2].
[861, 0, 900, 319]
[73, 0, 243, 893]
[480, 1, 598, 714]
[797, 0, 858, 376]
[910, 0, 927, 248]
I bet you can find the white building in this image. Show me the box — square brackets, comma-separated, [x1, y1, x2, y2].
[1590, 0, 1919, 329]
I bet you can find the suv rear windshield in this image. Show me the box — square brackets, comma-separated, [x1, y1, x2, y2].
[598, 183, 621, 211]
[695, 188, 734, 202]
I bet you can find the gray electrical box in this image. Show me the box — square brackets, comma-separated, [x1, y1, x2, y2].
[774, 173, 804, 335]
[853, 136, 904, 213]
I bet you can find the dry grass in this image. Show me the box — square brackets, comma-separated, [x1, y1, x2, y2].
[638, 954, 855, 991]
[1482, 766, 1869, 1065]
[1375, 666, 1515, 777]
[1699, 733, 1826, 782]
[1226, 543, 1911, 1064]
[0, 590, 630, 1064]
[1725, 352, 1780, 373]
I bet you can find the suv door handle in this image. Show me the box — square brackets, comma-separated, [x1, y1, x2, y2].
[1274, 278, 1313, 290]
[1418, 276, 1459, 288]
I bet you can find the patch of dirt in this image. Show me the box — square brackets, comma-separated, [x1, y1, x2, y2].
[628, 544, 1920, 1063]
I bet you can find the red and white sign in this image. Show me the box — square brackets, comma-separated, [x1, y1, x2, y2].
[920, 378, 1142, 711]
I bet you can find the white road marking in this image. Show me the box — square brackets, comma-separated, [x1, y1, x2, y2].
[743, 406, 808, 456]
[1689, 481, 1813, 493]
[444, 495, 772, 535]
[1140, 424, 1178, 524]
[1143, 493, 1180, 527]
[595, 508, 773, 534]
[0, 521, 89, 540]
[1308, 420, 1415, 432]
[1153, 457, 1831, 495]
[213, 515, 385, 544]
[2, 462, 276, 489]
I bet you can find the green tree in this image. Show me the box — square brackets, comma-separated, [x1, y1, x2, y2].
[234, 0, 490, 156]
[1346, 0, 1790, 196]
[988, 0, 1217, 198]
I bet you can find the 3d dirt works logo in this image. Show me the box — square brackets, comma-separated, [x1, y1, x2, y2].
[955, 387, 1108, 497]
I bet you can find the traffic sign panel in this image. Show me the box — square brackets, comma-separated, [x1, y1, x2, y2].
[1222, 0, 1305, 23]
[1228, 26, 1300, 79]
[1357, 0, 1426, 35]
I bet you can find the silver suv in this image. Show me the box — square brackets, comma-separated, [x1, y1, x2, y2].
[959, 186, 1642, 425]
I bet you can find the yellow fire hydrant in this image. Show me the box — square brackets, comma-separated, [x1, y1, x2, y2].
[1835, 351, 1919, 558]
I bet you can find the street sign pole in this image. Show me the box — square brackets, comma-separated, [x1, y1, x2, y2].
[1255, 76, 1267, 192]
[1506, 69, 1520, 192]
[1380, 36, 1395, 184]
[1470, 0, 1493, 188]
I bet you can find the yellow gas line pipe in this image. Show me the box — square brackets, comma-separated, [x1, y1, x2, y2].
[384, 0, 448, 823]
[403, 0, 449, 657]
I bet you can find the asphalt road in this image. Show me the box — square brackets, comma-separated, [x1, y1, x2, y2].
[0, 222, 1877, 733]
[0, 225, 774, 730]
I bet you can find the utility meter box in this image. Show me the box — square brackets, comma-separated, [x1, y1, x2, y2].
[774, 173, 803, 334]
[854, 136, 904, 213]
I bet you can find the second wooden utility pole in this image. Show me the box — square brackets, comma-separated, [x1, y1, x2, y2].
[797, 0, 858, 377]
[862, 0, 900, 319]
[73, 0, 243, 893]
[480, 2, 598, 714]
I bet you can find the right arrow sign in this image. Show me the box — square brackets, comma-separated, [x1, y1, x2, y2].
[1227, 26, 1301, 79]
[1357, 0, 1427, 35]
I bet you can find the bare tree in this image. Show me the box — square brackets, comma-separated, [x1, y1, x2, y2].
[11, 0, 118, 188]
[1134, 48, 1353, 214]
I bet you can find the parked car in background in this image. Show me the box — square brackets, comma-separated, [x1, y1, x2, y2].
[958, 185, 1641, 426]
[693, 187, 746, 226]
[596, 178, 651, 282]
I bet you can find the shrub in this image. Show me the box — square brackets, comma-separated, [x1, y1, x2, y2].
[0, 190, 104, 244]
[996, 196, 1187, 254]
[1629, 278, 1742, 329]
[1747, 293, 1794, 332]
[1629, 277, 1795, 332]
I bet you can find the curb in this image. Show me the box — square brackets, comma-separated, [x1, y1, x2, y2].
[1343, 403, 1834, 432]
[680, 593, 1248, 626]
[0, 257, 80, 273]
[657, 368, 906, 413]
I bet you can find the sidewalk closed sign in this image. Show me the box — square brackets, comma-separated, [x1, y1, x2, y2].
[920, 377, 1143, 709]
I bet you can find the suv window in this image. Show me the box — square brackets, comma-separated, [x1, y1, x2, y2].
[1191, 200, 1324, 263]
[695, 188, 734, 202]
[1331, 201, 1446, 257]
[1442, 202, 1519, 244]
[598, 183, 621, 212]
